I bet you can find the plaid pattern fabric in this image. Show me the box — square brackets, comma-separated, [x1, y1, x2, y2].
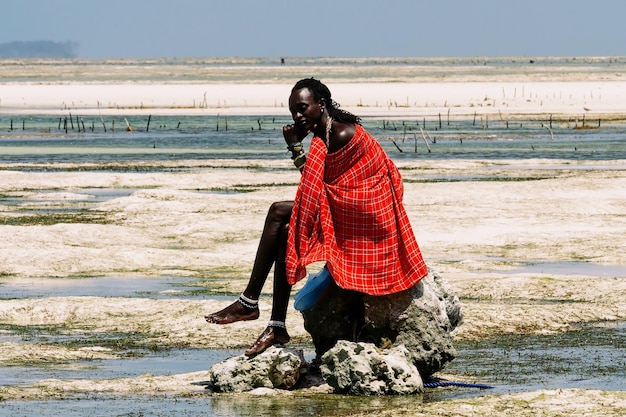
[286, 124, 428, 295]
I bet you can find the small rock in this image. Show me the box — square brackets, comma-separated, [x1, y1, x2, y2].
[208, 347, 305, 393]
[320, 340, 423, 395]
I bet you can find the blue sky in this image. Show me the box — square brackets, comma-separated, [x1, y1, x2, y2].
[2, 0, 625, 58]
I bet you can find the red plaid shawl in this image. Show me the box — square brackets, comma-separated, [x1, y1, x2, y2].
[286, 124, 427, 295]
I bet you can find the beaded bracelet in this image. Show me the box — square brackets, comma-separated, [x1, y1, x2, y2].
[287, 142, 306, 169]
[287, 141, 303, 154]
[293, 152, 306, 169]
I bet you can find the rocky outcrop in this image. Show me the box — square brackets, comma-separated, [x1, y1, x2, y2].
[208, 268, 462, 394]
[320, 340, 423, 395]
[302, 268, 462, 378]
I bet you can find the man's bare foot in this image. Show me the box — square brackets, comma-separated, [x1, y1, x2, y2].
[204, 299, 259, 324]
[244, 325, 290, 357]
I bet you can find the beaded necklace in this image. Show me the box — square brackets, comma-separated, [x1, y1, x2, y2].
[325, 117, 333, 148]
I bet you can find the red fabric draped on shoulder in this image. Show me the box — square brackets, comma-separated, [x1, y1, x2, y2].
[286, 124, 427, 295]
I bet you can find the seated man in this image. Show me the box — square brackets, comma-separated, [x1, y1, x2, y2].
[205, 78, 428, 356]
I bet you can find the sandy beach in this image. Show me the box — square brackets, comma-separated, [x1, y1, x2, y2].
[1, 75, 625, 415]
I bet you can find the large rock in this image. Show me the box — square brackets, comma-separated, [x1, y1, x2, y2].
[206, 269, 461, 394]
[320, 340, 423, 395]
[301, 268, 462, 378]
[208, 347, 305, 392]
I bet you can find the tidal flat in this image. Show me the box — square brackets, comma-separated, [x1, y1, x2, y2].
[1, 150, 625, 415]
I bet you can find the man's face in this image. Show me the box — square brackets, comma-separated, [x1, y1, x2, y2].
[289, 88, 323, 133]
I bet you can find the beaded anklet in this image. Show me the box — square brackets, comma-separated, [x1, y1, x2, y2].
[268, 320, 286, 329]
[238, 294, 259, 310]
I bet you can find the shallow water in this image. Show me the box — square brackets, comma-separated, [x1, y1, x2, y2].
[504, 261, 626, 278]
[448, 323, 625, 393]
[0, 267, 623, 416]
[0, 394, 440, 417]
[1, 114, 625, 166]
[0, 348, 237, 386]
[0, 276, 208, 300]
[0, 321, 622, 416]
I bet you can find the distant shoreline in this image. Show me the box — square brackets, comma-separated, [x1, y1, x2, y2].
[2, 56, 626, 118]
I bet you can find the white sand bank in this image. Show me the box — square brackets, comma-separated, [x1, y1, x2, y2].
[2, 81, 626, 118]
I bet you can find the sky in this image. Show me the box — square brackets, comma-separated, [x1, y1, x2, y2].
[2, 0, 625, 58]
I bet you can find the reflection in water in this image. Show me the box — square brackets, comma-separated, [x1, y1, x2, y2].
[0, 395, 423, 417]
[503, 261, 626, 277]
[0, 276, 206, 299]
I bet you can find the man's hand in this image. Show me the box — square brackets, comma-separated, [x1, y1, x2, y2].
[283, 123, 309, 145]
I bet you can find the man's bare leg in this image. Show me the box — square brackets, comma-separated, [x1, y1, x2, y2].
[205, 201, 293, 325]
[245, 217, 292, 356]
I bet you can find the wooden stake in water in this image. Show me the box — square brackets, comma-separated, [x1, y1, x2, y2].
[99, 114, 106, 132]
[425, 129, 435, 144]
[418, 128, 432, 153]
[391, 138, 403, 153]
